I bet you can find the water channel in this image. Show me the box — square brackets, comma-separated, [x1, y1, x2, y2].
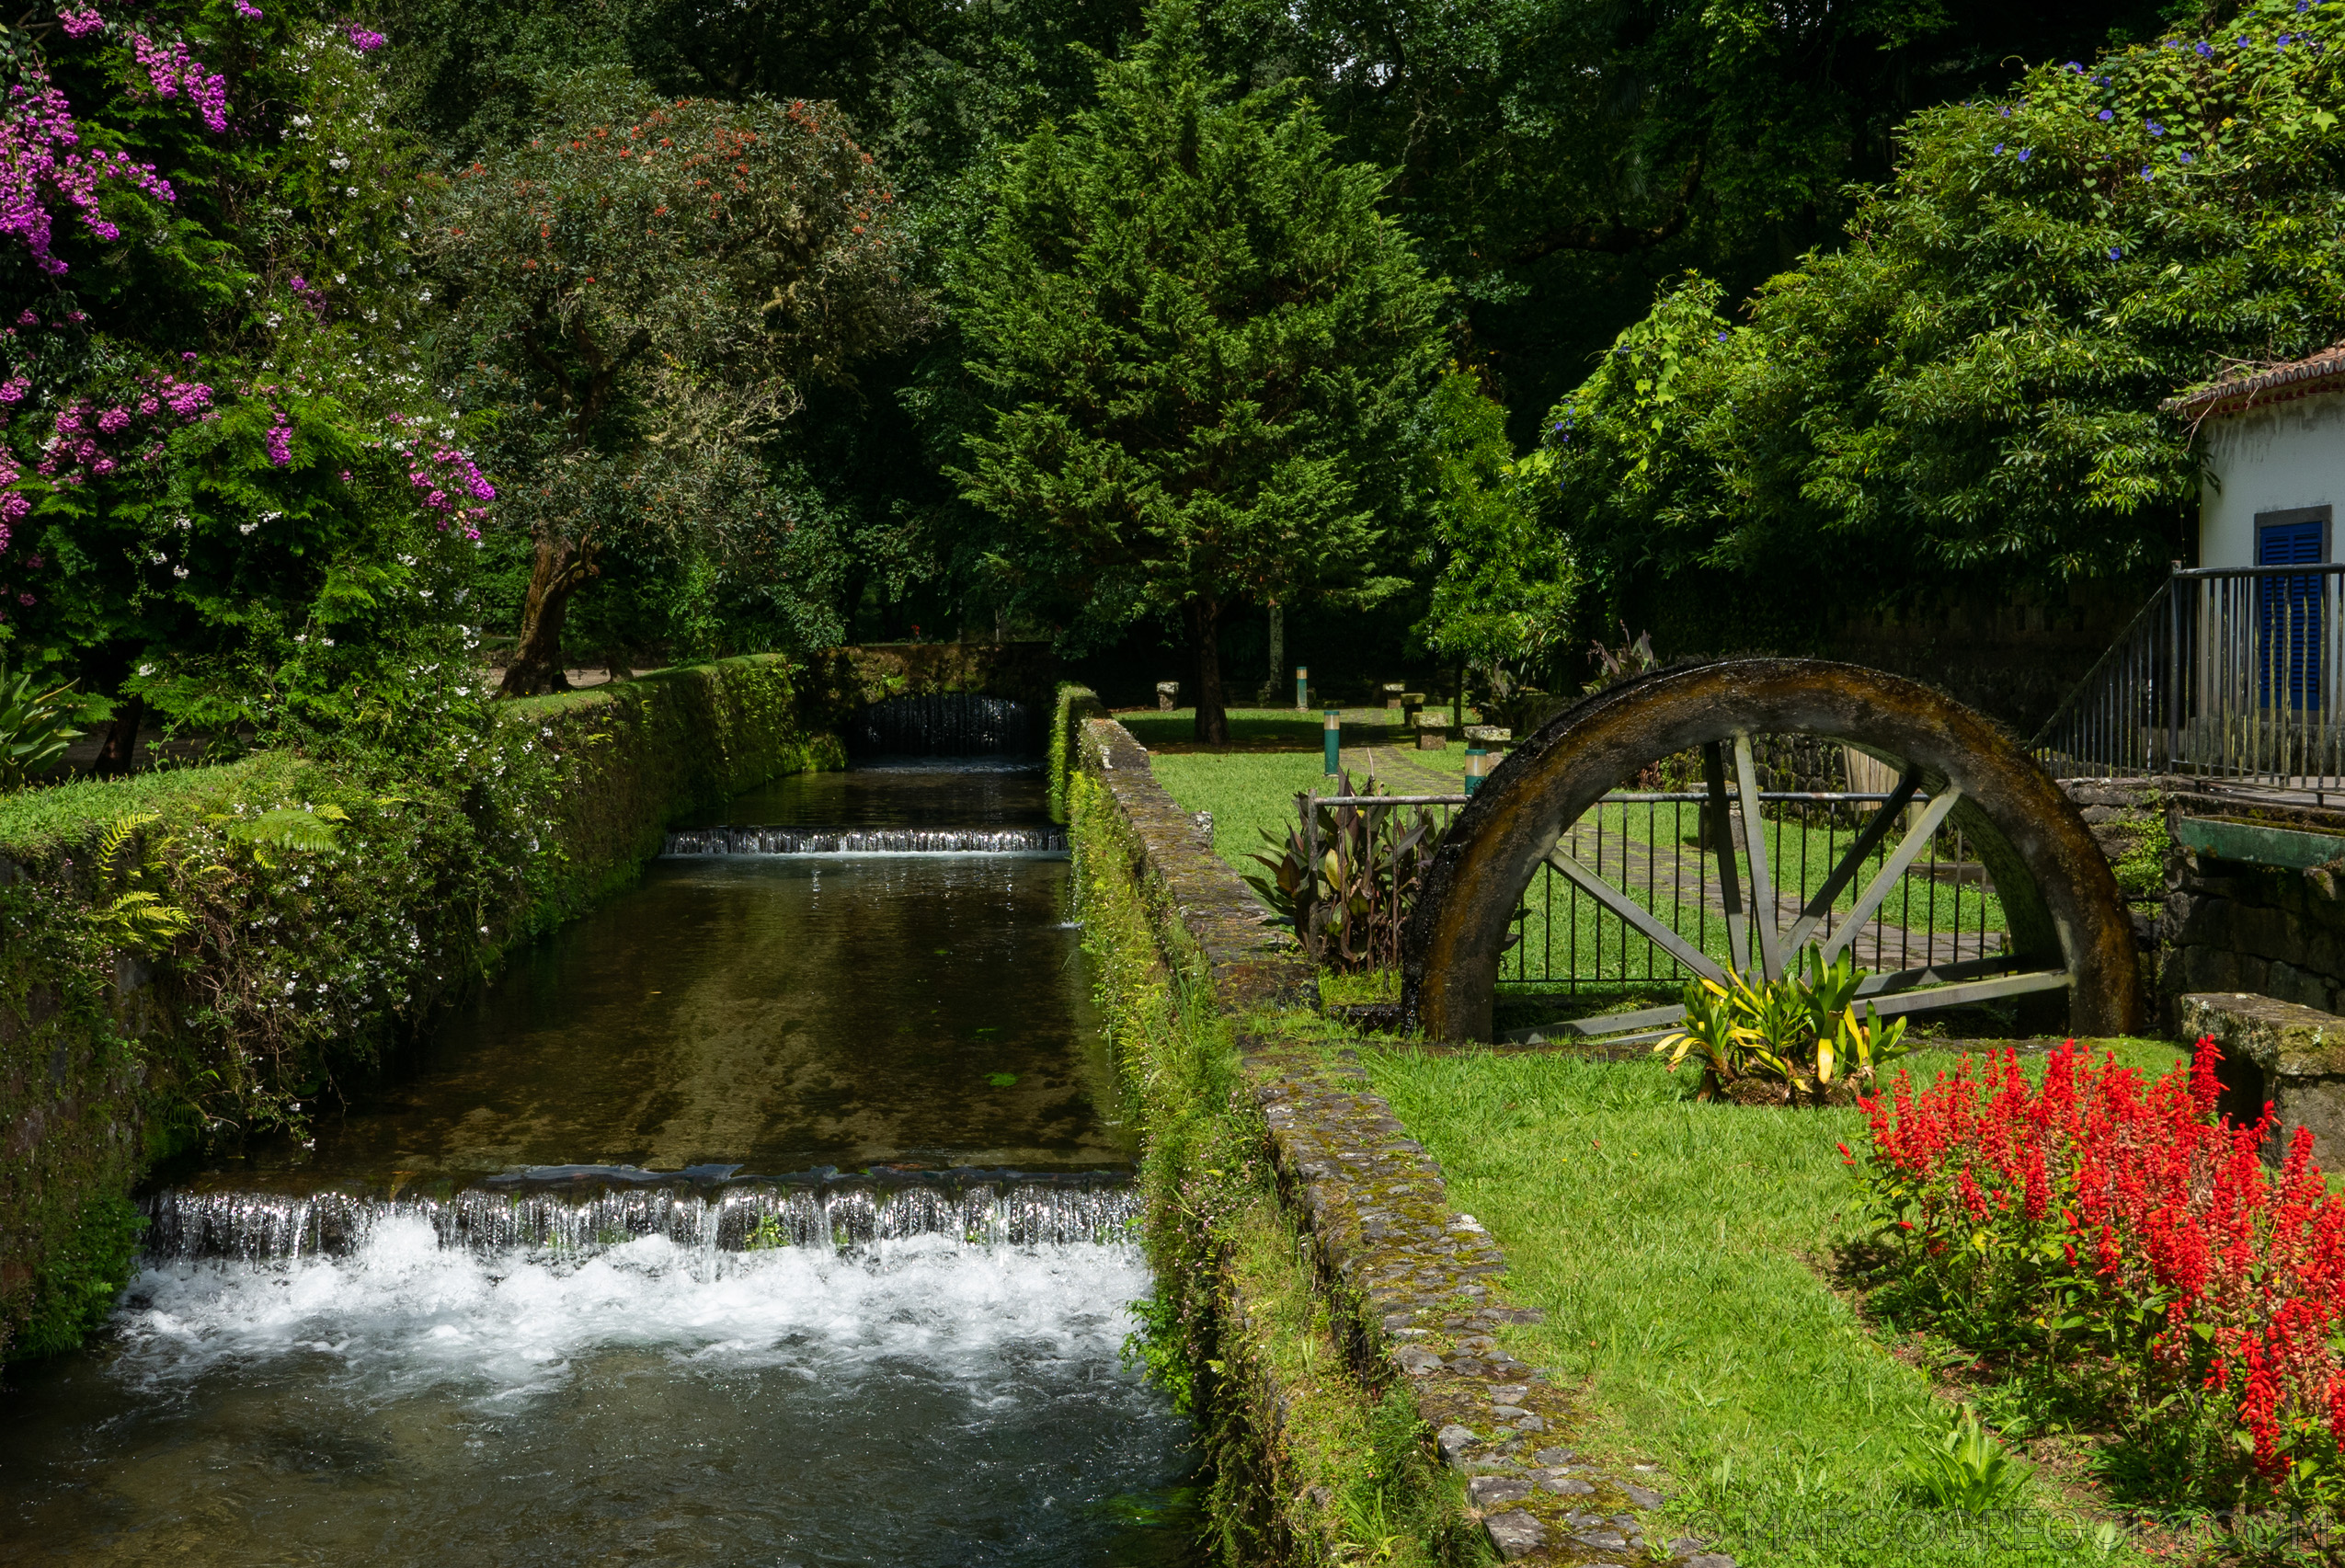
[0, 750, 1199, 1565]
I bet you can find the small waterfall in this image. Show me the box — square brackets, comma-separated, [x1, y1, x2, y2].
[662, 824, 1067, 856]
[143, 1169, 1138, 1265]
[852, 693, 1033, 757]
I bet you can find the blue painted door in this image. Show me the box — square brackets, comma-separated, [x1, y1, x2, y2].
[2259, 517, 2325, 711]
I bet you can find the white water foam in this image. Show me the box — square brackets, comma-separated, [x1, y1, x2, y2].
[113, 1221, 1151, 1406]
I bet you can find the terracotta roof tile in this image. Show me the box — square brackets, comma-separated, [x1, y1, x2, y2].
[2167, 340, 2345, 419]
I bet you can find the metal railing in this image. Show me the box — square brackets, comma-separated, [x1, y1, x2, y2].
[1322, 788, 2005, 996]
[2034, 565, 2345, 794]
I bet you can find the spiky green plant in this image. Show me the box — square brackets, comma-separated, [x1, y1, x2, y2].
[0, 663, 84, 791]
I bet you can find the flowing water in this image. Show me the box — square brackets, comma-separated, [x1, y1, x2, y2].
[0, 759, 1198, 1566]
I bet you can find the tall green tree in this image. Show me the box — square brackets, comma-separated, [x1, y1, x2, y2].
[1543, 0, 2345, 631]
[423, 72, 928, 693]
[950, 0, 1446, 741]
[1410, 369, 1575, 697]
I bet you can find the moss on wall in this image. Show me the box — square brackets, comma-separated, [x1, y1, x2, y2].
[1067, 764, 1477, 1565]
[0, 654, 841, 1363]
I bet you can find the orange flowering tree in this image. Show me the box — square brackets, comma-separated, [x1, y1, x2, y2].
[425, 71, 925, 693]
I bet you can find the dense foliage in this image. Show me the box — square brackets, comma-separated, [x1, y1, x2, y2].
[423, 73, 926, 692]
[1546, 0, 2345, 630]
[951, 1, 1447, 740]
[0, 1, 490, 763]
[1852, 1041, 2345, 1510]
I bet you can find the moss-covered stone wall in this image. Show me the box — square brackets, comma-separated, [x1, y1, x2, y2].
[0, 655, 841, 1363]
[1065, 692, 1716, 1566]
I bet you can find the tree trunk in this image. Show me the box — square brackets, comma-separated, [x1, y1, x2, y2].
[500, 534, 592, 697]
[1261, 603, 1283, 704]
[94, 692, 143, 777]
[1190, 594, 1228, 744]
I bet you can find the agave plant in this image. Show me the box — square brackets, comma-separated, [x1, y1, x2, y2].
[1245, 769, 1440, 972]
[0, 661, 86, 791]
[1655, 944, 1912, 1105]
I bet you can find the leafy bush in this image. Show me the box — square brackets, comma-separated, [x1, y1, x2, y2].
[1849, 1040, 2345, 1509]
[1654, 946, 1912, 1105]
[1243, 769, 1437, 972]
[0, 3, 493, 757]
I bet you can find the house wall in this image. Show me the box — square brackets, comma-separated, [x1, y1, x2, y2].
[2199, 389, 2345, 567]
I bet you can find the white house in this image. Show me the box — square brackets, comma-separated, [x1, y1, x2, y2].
[2170, 342, 2345, 568]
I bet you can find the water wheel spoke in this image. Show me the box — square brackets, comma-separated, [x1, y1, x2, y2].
[1781, 766, 1925, 954]
[1732, 732, 1785, 979]
[1543, 846, 1726, 984]
[1817, 784, 1967, 966]
[1700, 741, 1749, 974]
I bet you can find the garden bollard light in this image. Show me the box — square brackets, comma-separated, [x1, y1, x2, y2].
[1295, 665, 1310, 711]
[1463, 748, 1489, 795]
[1323, 706, 1341, 775]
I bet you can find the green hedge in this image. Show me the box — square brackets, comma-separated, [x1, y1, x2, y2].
[0, 655, 841, 1362]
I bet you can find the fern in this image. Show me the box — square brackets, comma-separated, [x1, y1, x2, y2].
[89, 890, 193, 949]
[84, 812, 190, 956]
[224, 804, 349, 865]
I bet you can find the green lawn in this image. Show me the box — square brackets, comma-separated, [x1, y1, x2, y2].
[1150, 750, 2010, 1001]
[1360, 1040, 2186, 1565]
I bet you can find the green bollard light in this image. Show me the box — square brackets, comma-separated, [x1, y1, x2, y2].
[1295, 664, 1310, 712]
[1322, 705, 1341, 776]
[1463, 747, 1489, 795]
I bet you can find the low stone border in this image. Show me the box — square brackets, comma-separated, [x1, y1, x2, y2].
[1076, 713, 1727, 1566]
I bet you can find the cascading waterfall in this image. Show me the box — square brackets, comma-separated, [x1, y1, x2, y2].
[661, 823, 1067, 855]
[852, 692, 1033, 756]
[143, 1171, 1137, 1269]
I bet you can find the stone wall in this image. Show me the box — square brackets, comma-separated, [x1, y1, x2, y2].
[2160, 836, 2345, 1024]
[1072, 711, 1725, 1566]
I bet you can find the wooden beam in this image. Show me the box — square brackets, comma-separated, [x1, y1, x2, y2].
[1543, 847, 1726, 983]
[1818, 785, 1966, 966]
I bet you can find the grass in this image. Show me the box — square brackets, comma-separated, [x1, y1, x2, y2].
[1358, 1038, 2188, 1566]
[0, 751, 297, 855]
[1149, 747, 2012, 1003]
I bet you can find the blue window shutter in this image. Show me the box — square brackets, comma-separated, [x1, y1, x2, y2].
[2258, 517, 2327, 711]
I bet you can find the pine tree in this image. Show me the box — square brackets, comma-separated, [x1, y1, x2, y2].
[950, 0, 1446, 742]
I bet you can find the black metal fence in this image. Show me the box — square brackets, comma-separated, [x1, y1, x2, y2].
[1318, 787, 2005, 996]
[2034, 565, 2345, 793]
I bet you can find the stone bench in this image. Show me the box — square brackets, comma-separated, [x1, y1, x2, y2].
[2180, 991, 2345, 1166]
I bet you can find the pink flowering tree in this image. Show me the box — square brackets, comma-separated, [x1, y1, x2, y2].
[0, 2, 499, 765]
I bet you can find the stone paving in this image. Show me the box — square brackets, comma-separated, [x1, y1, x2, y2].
[1077, 710, 1731, 1565]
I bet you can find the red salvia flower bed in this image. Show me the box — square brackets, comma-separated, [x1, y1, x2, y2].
[1848, 1039, 2345, 1503]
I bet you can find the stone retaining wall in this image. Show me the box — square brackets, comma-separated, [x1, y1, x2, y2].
[1075, 712, 1725, 1566]
[2154, 792, 2345, 1027]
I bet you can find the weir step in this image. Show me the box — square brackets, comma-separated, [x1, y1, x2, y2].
[661, 824, 1068, 856]
[146, 1169, 1136, 1263]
